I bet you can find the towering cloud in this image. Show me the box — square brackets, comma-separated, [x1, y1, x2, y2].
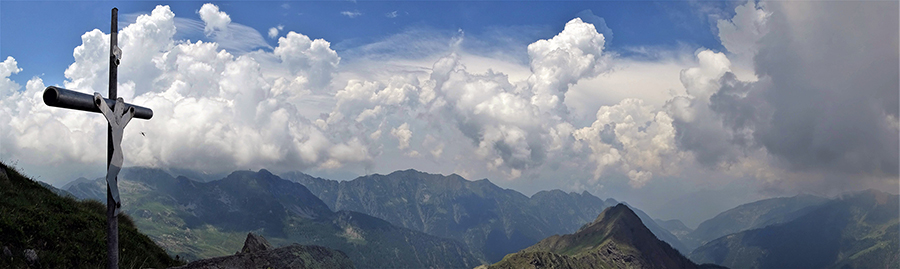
[527, 18, 609, 114]
[273, 32, 341, 90]
[745, 1, 898, 178]
[668, 1, 899, 191]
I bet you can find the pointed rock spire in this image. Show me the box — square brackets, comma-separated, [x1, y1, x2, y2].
[240, 232, 272, 254]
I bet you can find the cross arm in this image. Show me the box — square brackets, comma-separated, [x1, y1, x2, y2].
[42, 86, 153, 120]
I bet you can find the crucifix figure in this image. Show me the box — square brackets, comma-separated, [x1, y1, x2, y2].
[94, 94, 135, 214]
[42, 8, 152, 269]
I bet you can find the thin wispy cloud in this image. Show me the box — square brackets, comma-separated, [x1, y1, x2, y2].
[341, 10, 362, 18]
[386, 11, 398, 18]
[123, 8, 271, 55]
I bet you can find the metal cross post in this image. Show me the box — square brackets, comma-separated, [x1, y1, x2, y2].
[41, 8, 152, 269]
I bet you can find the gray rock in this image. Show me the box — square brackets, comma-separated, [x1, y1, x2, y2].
[240, 232, 272, 254]
[2, 246, 11, 257]
[24, 249, 38, 265]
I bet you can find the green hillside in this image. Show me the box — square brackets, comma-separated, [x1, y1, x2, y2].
[0, 162, 181, 268]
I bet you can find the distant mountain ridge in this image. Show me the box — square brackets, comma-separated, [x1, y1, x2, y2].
[65, 168, 477, 268]
[690, 189, 899, 269]
[656, 218, 692, 239]
[682, 194, 828, 249]
[486, 204, 714, 269]
[283, 169, 690, 262]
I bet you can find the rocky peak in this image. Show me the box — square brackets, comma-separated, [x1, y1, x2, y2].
[240, 232, 272, 254]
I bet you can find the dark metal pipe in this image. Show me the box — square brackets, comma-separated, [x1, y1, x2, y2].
[107, 7, 120, 269]
[42, 86, 153, 120]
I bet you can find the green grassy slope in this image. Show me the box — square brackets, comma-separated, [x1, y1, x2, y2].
[0, 162, 182, 268]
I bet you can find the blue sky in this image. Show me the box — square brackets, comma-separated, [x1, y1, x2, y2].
[3, 1, 730, 87]
[1, 1, 896, 227]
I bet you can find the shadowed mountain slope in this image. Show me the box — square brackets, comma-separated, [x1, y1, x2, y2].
[684, 194, 828, 249]
[690, 190, 899, 269]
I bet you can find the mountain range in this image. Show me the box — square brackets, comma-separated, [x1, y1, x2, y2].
[65, 168, 477, 268]
[283, 169, 690, 261]
[61, 166, 900, 268]
[680, 194, 828, 250]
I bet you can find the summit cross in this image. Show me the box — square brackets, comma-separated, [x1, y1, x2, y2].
[41, 8, 153, 269]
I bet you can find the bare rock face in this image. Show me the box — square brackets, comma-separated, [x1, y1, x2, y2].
[240, 232, 272, 254]
[170, 233, 354, 269]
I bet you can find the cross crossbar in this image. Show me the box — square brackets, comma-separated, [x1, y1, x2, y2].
[43, 86, 153, 120]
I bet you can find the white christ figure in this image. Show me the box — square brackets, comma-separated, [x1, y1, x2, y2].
[95, 92, 135, 215]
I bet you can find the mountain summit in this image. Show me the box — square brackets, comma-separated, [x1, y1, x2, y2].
[486, 203, 709, 269]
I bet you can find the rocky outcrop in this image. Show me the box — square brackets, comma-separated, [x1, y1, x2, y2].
[171, 233, 354, 269]
[239, 233, 272, 254]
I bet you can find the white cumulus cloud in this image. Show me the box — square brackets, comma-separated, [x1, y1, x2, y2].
[391, 123, 413, 150]
[268, 25, 284, 39]
[198, 3, 231, 35]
